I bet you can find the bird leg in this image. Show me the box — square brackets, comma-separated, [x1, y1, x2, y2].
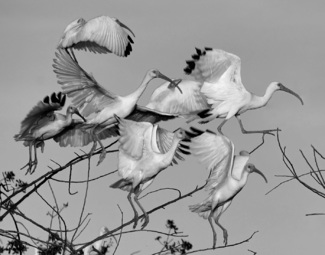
[127, 191, 139, 229]
[134, 190, 149, 229]
[20, 144, 38, 174]
[217, 120, 227, 135]
[236, 116, 279, 136]
[215, 201, 232, 246]
[208, 213, 217, 249]
[87, 126, 107, 165]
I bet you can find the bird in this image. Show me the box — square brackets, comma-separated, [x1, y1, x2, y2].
[184, 47, 304, 135]
[186, 127, 267, 248]
[110, 115, 190, 229]
[145, 78, 210, 121]
[57, 15, 135, 62]
[53, 49, 182, 165]
[14, 92, 86, 174]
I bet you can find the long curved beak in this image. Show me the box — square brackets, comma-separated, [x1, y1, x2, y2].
[114, 18, 136, 38]
[157, 72, 183, 94]
[279, 84, 304, 105]
[75, 111, 87, 122]
[252, 167, 268, 183]
[167, 79, 183, 94]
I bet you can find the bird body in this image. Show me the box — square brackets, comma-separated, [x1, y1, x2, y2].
[146, 79, 209, 120]
[110, 115, 189, 229]
[14, 92, 85, 174]
[186, 128, 267, 248]
[184, 47, 304, 135]
[58, 15, 135, 60]
[53, 49, 180, 164]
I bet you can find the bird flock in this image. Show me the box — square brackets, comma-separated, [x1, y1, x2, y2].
[15, 15, 304, 249]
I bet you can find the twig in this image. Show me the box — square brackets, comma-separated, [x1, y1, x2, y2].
[139, 188, 182, 200]
[113, 205, 124, 255]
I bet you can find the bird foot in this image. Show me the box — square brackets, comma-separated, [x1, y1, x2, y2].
[132, 216, 139, 229]
[97, 150, 107, 166]
[223, 231, 228, 246]
[20, 161, 37, 175]
[140, 214, 149, 229]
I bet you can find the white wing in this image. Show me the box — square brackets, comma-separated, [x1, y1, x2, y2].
[53, 49, 118, 117]
[145, 79, 209, 119]
[190, 129, 234, 192]
[116, 116, 152, 160]
[58, 16, 135, 57]
[184, 48, 248, 109]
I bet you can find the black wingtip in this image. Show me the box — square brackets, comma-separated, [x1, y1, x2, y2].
[43, 95, 50, 104]
[204, 47, 213, 51]
[195, 47, 202, 55]
[185, 127, 204, 138]
[197, 109, 211, 118]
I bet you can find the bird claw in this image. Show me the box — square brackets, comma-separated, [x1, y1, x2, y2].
[20, 161, 37, 175]
[140, 215, 149, 229]
[223, 231, 228, 246]
[132, 216, 139, 229]
[97, 150, 106, 166]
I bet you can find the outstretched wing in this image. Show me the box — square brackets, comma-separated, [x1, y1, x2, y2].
[58, 16, 135, 57]
[15, 92, 65, 139]
[75, 16, 135, 57]
[184, 47, 247, 109]
[53, 49, 118, 117]
[155, 127, 190, 165]
[189, 128, 234, 193]
[53, 121, 119, 147]
[115, 115, 152, 160]
[145, 79, 209, 119]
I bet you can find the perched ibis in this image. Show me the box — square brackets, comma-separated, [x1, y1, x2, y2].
[14, 92, 86, 174]
[110, 115, 190, 229]
[57, 15, 135, 62]
[53, 49, 181, 165]
[186, 127, 267, 248]
[184, 47, 304, 135]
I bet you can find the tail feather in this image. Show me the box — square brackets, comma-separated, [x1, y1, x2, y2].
[110, 178, 132, 192]
[189, 200, 212, 219]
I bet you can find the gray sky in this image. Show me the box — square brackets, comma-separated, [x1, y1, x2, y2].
[1, 1, 324, 254]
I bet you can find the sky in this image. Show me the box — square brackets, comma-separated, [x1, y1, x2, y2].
[1, 1, 325, 254]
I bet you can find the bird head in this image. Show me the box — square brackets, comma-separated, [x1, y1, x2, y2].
[67, 106, 86, 122]
[174, 128, 188, 140]
[246, 163, 268, 183]
[271, 82, 304, 105]
[148, 69, 183, 94]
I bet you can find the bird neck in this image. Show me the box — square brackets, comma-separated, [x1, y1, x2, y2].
[249, 84, 277, 110]
[126, 73, 153, 103]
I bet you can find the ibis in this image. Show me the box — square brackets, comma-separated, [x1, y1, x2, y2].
[57, 15, 135, 62]
[53, 49, 181, 165]
[14, 92, 86, 174]
[186, 127, 267, 248]
[110, 115, 190, 229]
[184, 47, 304, 135]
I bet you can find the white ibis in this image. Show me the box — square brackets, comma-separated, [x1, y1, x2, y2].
[110, 115, 190, 229]
[184, 47, 304, 135]
[53, 49, 181, 165]
[14, 92, 86, 174]
[57, 15, 135, 62]
[145, 79, 210, 121]
[186, 127, 267, 248]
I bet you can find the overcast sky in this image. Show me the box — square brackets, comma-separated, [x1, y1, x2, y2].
[1, 1, 325, 254]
